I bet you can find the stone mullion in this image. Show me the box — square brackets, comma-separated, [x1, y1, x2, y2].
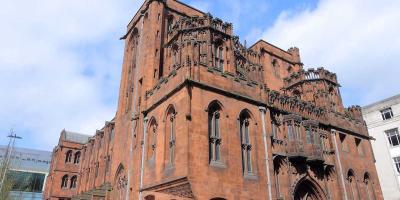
[214, 112, 221, 161]
[169, 115, 175, 165]
[245, 121, 252, 173]
[241, 122, 248, 173]
[209, 113, 216, 161]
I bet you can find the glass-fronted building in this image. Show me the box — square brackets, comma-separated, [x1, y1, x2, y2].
[0, 145, 52, 200]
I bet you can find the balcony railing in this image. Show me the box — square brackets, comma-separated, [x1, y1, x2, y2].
[287, 141, 326, 164]
[307, 146, 324, 164]
[287, 140, 306, 161]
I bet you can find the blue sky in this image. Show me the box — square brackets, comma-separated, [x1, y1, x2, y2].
[1, 0, 399, 151]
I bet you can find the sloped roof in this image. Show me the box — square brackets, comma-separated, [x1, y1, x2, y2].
[63, 130, 90, 144]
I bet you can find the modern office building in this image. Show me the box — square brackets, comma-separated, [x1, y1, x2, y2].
[0, 145, 52, 200]
[363, 94, 400, 200]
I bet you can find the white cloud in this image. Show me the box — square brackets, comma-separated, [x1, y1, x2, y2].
[0, 0, 143, 150]
[262, 0, 400, 106]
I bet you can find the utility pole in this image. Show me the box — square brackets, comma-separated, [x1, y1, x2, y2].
[0, 129, 22, 193]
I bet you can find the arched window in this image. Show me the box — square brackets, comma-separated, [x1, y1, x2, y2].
[347, 169, 359, 200]
[65, 150, 72, 163]
[364, 172, 375, 200]
[61, 175, 68, 188]
[148, 118, 158, 160]
[287, 122, 294, 141]
[213, 39, 224, 70]
[272, 59, 280, 78]
[239, 110, 253, 174]
[171, 44, 179, 69]
[74, 151, 81, 164]
[271, 121, 278, 138]
[125, 28, 139, 113]
[166, 106, 176, 166]
[109, 126, 115, 142]
[305, 128, 313, 144]
[70, 176, 77, 189]
[315, 134, 323, 151]
[329, 87, 337, 111]
[114, 164, 127, 199]
[273, 155, 285, 198]
[208, 101, 222, 163]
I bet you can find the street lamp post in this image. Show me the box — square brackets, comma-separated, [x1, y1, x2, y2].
[0, 129, 22, 193]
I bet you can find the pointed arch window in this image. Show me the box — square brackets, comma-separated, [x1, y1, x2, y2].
[240, 111, 253, 174]
[272, 58, 280, 78]
[148, 119, 158, 160]
[347, 170, 359, 200]
[287, 122, 294, 141]
[314, 133, 322, 148]
[74, 151, 81, 164]
[114, 164, 127, 198]
[166, 107, 176, 166]
[65, 150, 72, 163]
[61, 175, 68, 188]
[70, 176, 77, 189]
[306, 128, 313, 144]
[271, 122, 278, 138]
[364, 173, 375, 200]
[214, 44, 224, 70]
[109, 125, 115, 142]
[171, 44, 179, 69]
[208, 102, 222, 163]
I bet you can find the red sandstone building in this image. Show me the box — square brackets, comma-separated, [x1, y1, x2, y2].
[44, 0, 383, 199]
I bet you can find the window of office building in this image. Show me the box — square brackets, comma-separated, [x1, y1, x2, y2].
[386, 128, 400, 147]
[7, 170, 46, 192]
[381, 107, 394, 120]
[394, 156, 400, 173]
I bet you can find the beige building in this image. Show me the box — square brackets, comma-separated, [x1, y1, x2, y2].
[363, 94, 400, 200]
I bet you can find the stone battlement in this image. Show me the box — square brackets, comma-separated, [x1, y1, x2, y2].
[284, 67, 338, 88]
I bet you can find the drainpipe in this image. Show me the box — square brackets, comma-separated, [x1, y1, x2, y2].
[331, 129, 348, 200]
[139, 117, 148, 200]
[259, 107, 273, 200]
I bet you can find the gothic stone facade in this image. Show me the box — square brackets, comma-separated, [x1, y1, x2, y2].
[44, 0, 383, 199]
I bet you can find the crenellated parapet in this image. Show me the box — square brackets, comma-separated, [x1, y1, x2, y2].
[267, 89, 326, 119]
[345, 105, 364, 121]
[266, 89, 367, 137]
[232, 36, 264, 80]
[167, 13, 233, 44]
[284, 67, 339, 89]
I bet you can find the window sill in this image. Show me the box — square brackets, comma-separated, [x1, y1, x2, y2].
[164, 163, 175, 175]
[147, 158, 155, 167]
[210, 160, 226, 169]
[244, 172, 258, 180]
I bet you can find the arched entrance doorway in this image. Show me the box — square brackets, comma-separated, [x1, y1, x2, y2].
[294, 177, 326, 200]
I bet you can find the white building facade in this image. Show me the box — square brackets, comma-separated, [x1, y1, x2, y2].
[363, 94, 400, 200]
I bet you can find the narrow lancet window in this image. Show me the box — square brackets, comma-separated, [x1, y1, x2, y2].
[240, 111, 253, 174]
[209, 102, 222, 163]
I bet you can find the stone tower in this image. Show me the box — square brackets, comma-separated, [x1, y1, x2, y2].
[44, 1, 383, 200]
